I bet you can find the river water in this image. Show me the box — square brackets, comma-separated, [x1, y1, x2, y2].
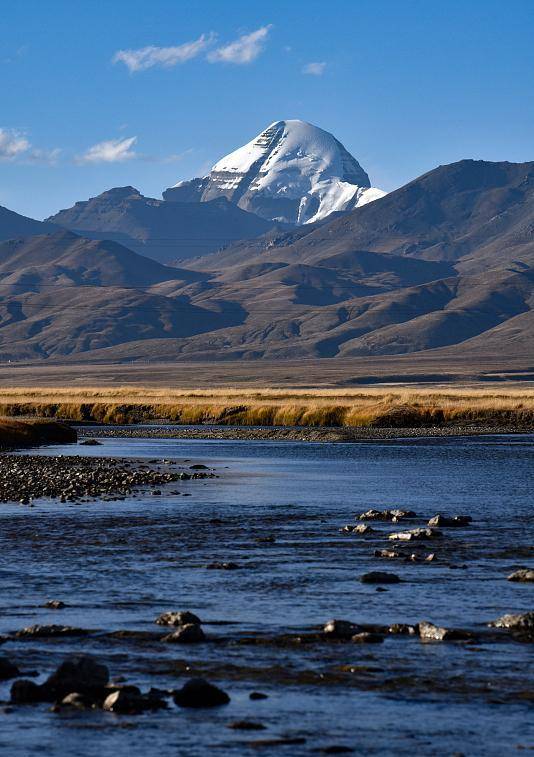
[0, 433, 533, 755]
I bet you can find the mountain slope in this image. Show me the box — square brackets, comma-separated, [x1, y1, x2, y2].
[0, 232, 242, 360]
[246, 159, 534, 272]
[1, 159, 533, 363]
[46, 187, 278, 263]
[164, 120, 384, 224]
[0, 204, 57, 242]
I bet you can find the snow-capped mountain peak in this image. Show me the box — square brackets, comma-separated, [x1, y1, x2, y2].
[164, 119, 385, 224]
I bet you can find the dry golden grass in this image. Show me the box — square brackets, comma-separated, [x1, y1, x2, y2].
[0, 385, 533, 428]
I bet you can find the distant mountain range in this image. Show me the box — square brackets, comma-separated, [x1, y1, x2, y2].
[0, 121, 532, 364]
[46, 187, 278, 263]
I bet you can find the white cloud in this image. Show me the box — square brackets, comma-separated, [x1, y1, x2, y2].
[113, 33, 215, 72]
[0, 128, 30, 160]
[208, 25, 272, 64]
[76, 136, 138, 164]
[302, 61, 326, 76]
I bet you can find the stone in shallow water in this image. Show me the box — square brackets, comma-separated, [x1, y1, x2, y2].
[360, 571, 401, 584]
[155, 610, 201, 626]
[10, 679, 42, 704]
[357, 508, 416, 522]
[323, 619, 360, 639]
[61, 692, 94, 710]
[249, 691, 268, 700]
[418, 621, 473, 642]
[162, 623, 205, 643]
[42, 655, 109, 700]
[102, 688, 166, 714]
[173, 678, 230, 708]
[489, 611, 534, 640]
[389, 528, 441, 541]
[351, 632, 384, 644]
[374, 549, 401, 559]
[44, 599, 66, 609]
[0, 656, 20, 681]
[427, 514, 472, 527]
[228, 720, 266, 730]
[14, 625, 89, 638]
[507, 569, 534, 583]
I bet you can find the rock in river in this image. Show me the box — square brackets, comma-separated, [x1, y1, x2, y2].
[323, 619, 360, 639]
[507, 569, 534, 583]
[360, 571, 401, 584]
[162, 623, 205, 643]
[427, 514, 472, 527]
[351, 632, 384, 644]
[419, 621, 473, 642]
[103, 688, 166, 714]
[489, 611, 534, 640]
[0, 656, 20, 681]
[42, 655, 109, 701]
[155, 610, 201, 627]
[10, 679, 42, 704]
[173, 678, 230, 708]
[389, 528, 441, 542]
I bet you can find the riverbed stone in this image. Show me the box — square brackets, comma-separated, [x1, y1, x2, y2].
[360, 571, 401, 584]
[389, 528, 442, 541]
[173, 678, 230, 708]
[162, 623, 205, 643]
[44, 600, 66, 609]
[374, 549, 401, 559]
[353, 524, 373, 535]
[351, 632, 384, 643]
[357, 508, 416, 522]
[102, 688, 166, 714]
[14, 625, 89, 638]
[155, 610, 201, 627]
[507, 569, 534, 583]
[0, 656, 20, 681]
[10, 679, 42, 704]
[323, 619, 360, 639]
[489, 611, 534, 640]
[42, 655, 109, 701]
[427, 514, 472, 527]
[419, 621, 473, 642]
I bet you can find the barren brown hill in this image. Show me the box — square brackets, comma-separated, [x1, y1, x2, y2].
[0, 159, 532, 363]
[46, 186, 281, 263]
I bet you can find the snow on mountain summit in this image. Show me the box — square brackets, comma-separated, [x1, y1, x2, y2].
[164, 120, 385, 225]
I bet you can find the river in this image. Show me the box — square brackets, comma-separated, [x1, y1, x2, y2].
[0, 433, 532, 755]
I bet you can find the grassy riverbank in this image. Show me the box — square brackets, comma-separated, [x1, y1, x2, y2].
[0, 419, 77, 449]
[0, 386, 533, 429]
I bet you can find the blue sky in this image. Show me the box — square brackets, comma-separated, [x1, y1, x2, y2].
[2, 0, 533, 219]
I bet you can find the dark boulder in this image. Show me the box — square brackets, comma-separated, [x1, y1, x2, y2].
[323, 619, 360, 639]
[162, 623, 205, 643]
[0, 656, 20, 681]
[10, 679, 42, 704]
[42, 655, 109, 701]
[360, 571, 401, 584]
[173, 678, 230, 708]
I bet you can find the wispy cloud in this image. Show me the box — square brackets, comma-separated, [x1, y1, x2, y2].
[113, 33, 215, 72]
[0, 128, 61, 165]
[0, 128, 30, 160]
[26, 147, 62, 165]
[76, 136, 138, 164]
[207, 25, 272, 64]
[302, 61, 326, 76]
